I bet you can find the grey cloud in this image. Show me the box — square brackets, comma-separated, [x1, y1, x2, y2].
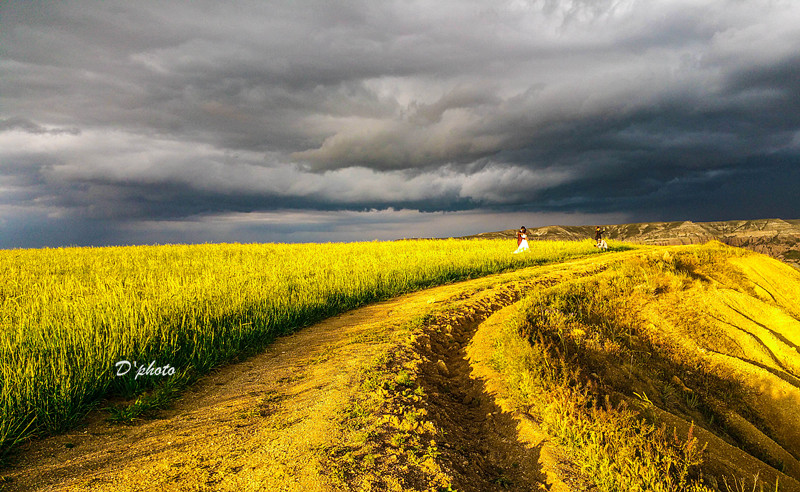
[0, 117, 80, 135]
[0, 206, 628, 249]
[1, 0, 800, 247]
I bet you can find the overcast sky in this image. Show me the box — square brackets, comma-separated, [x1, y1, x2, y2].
[2, 0, 799, 248]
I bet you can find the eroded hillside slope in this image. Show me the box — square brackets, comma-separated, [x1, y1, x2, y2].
[479, 242, 800, 491]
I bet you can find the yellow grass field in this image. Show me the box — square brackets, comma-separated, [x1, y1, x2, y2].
[0, 238, 611, 457]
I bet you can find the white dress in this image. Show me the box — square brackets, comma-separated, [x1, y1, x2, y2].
[513, 233, 529, 254]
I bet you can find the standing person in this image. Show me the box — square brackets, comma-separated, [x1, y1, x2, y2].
[513, 226, 530, 254]
[594, 226, 606, 247]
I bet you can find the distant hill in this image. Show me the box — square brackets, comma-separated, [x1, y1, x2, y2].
[465, 218, 800, 268]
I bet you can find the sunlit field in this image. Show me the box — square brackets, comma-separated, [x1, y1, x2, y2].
[0, 238, 616, 455]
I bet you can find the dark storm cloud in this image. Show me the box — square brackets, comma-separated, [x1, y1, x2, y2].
[1, 0, 800, 246]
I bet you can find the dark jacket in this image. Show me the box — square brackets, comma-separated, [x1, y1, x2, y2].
[594, 228, 605, 240]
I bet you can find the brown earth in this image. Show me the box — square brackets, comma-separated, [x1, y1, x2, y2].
[465, 218, 800, 269]
[3, 246, 799, 491]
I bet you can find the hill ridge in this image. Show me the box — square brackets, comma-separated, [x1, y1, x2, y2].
[465, 218, 800, 268]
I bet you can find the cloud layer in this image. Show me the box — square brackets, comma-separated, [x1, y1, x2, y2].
[2, 0, 799, 247]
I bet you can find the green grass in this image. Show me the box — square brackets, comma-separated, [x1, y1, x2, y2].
[0, 237, 620, 457]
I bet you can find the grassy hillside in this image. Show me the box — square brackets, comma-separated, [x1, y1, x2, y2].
[486, 242, 800, 490]
[0, 238, 612, 457]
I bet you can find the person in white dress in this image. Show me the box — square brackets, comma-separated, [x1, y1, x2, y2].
[513, 226, 530, 254]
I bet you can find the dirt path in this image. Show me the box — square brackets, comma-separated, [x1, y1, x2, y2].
[413, 300, 591, 492]
[3, 253, 626, 491]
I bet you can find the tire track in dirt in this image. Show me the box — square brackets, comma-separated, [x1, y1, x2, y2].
[413, 288, 549, 491]
[318, 267, 598, 491]
[349, 263, 610, 491]
[411, 294, 588, 492]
